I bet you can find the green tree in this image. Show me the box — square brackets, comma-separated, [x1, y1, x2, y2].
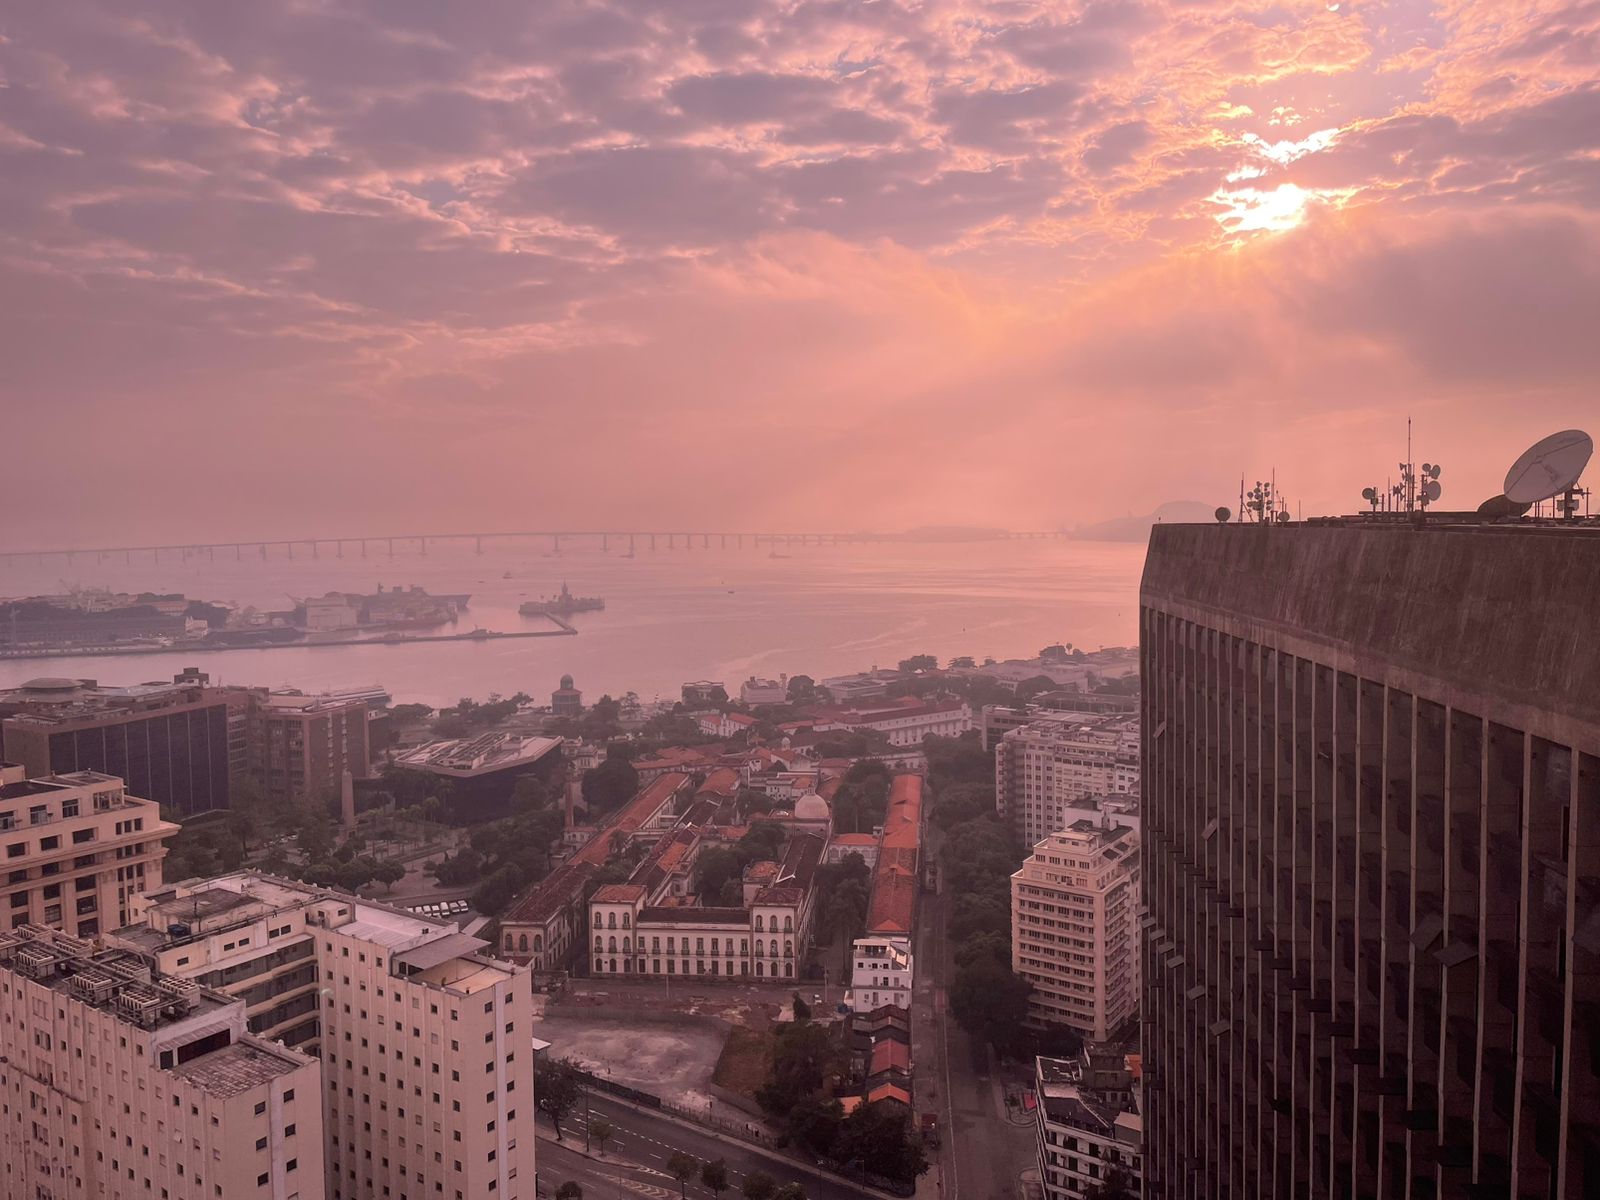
[785, 675, 817, 704]
[833, 1099, 929, 1186]
[372, 860, 406, 893]
[950, 957, 1033, 1057]
[954, 930, 1011, 969]
[472, 864, 525, 915]
[667, 1152, 699, 1199]
[700, 1158, 730, 1196]
[792, 993, 811, 1022]
[534, 1057, 584, 1141]
[772, 1184, 807, 1200]
[897, 654, 938, 672]
[741, 1170, 777, 1200]
[756, 1022, 838, 1117]
[693, 847, 745, 899]
[589, 1117, 612, 1155]
[787, 1094, 843, 1157]
[555, 1183, 583, 1200]
[581, 755, 639, 815]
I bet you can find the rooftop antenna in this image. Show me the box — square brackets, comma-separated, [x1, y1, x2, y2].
[1493, 429, 1593, 519]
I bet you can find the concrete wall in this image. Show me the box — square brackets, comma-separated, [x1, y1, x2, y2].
[1143, 522, 1600, 733]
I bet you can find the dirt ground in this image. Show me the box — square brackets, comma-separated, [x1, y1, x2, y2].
[535, 1012, 729, 1113]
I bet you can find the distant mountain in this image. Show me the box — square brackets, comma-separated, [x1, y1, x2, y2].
[1070, 501, 1220, 542]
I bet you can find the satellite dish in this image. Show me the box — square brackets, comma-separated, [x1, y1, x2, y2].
[1361, 487, 1377, 502]
[1214, 507, 1231, 524]
[1477, 493, 1532, 519]
[1504, 429, 1593, 504]
[1422, 480, 1442, 502]
[1275, 510, 1290, 524]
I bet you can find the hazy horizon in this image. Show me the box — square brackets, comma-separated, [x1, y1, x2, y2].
[4, 1, 1598, 546]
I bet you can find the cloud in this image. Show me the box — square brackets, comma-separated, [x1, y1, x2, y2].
[0, 0, 1597, 544]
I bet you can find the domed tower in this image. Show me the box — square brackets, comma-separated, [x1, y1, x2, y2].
[551, 673, 583, 717]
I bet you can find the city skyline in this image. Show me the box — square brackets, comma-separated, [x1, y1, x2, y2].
[4, 1, 1599, 545]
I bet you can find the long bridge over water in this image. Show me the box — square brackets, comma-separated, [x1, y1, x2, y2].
[0, 529, 1068, 567]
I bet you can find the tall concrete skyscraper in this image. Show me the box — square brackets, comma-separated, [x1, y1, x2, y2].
[1140, 522, 1600, 1199]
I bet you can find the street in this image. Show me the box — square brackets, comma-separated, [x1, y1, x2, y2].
[913, 849, 1039, 1200]
[537, 1092, 876, 1200]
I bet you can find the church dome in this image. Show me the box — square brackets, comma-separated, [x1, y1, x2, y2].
[793, 792, 829, 821]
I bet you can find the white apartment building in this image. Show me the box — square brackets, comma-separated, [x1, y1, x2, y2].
[1011, 822, 1140, 1041]
[0, 764, 176, 938]
[995, 715, 1139, 845]
[739, 676, 789, 705]
[112, 872, 536, 1200]
[0, 923, 323, 1200]
[849, 934, 914, 1010]
[1034, 1056, 1143, 1200]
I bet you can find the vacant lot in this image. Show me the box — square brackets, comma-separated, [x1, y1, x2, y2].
[537, 1013, 727, 1114]
[712, 1025, 776, 1105]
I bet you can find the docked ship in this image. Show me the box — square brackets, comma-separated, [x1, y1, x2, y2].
[519, 582, 605, 616]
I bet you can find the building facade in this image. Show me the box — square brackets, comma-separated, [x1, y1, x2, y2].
[0, 673, 233, 816]
[1141, 521, 1600, 1199]
[111, 872, 537, 1200]
[0, 765, 176, 937]
[1034, 1055, 1143, 1200]
[240, 691, 372, 804]
[995, 714, 1140, 846]
[0, 923, 323, 1200]
[1011, 822, 1140, 1041]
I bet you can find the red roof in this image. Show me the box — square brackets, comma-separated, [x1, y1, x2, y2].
[592, 883, 645, 904]
[696, 767, 741, 798]
[571, 772, 692, 868]
[870, 1040, 911, 1074]
[866, 775, 923, 934]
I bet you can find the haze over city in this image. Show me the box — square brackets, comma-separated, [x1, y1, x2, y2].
[4, 5, 1600, 1200]
[5, 1, 1600, 546]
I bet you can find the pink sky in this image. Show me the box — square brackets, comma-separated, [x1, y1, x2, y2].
[3, 1, 1598, 546]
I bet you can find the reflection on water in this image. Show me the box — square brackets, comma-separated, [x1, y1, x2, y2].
[0, 540, 1145, 707]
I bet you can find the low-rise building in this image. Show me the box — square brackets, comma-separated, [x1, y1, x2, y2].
[813, 697, 972, 747]
[1011, 822, 1140, 1040]
[394, 731, 564, 813]
[848, 774, 923, 1011]
[0, 923, 323, 1200]
[0, 764, 177, 936]
[1033, 1055, 1143, 1200]
[695, 711, 759, 739]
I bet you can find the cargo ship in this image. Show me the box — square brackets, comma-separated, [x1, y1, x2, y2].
[519, 582, 605, 616]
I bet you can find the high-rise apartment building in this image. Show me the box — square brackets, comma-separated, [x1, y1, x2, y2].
[0, 672, 233, 816]
[239, 691, 372, 804]
[1141, 521, 1600, 1198]
[0, 765, 176, 937]
[1011, 821, 1140, 1040]
[0, 923, 322, 1200]
[996, 714, 1140, 845]
[111, 871, 536, 1200]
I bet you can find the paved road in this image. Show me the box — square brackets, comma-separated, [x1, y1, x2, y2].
[913, 851, 1038, 1200]
[538, 1093, 875, 1200]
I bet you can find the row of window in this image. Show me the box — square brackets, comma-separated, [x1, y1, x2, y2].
[594, 957, 796, 977]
